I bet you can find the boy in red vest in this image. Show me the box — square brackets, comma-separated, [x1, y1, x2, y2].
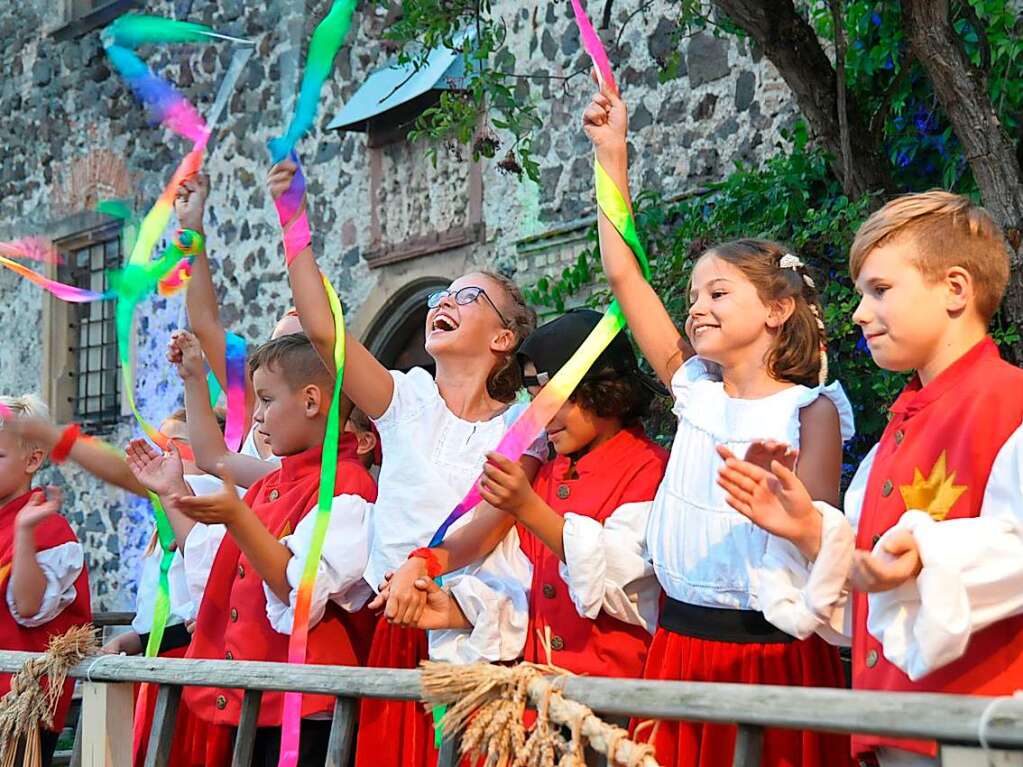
[716, 191, 1023, 766]
[127, 333, 376, 767]
[0, 394, 91, 767]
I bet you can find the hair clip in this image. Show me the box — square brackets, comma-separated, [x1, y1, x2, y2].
[779, 253, 804, 270]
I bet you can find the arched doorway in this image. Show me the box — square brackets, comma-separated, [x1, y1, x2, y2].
[362, 277, 448, 374]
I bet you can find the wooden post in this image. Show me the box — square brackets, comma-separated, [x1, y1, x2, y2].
[81, 682, 134, 767]
[231, 690, 263, 767]
[325, 697, 358, 767]
[732, 724, 764, 767]
[436, 732, 461, 767]
[143, 685, 182, 767]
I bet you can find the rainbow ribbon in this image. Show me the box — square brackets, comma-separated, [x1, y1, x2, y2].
[0, 254, 112, 303]
[268, 0, 358, 163]
[428, 0, 645, 548]
[279, 274, 346, 767]
[0, 237, 61, 264]
[223, 333, 247, 452]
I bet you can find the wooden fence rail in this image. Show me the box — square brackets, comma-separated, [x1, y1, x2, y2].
[3, 651, 1023, 766]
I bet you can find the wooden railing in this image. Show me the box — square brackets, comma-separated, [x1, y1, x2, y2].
[4, 651, 1023, 767]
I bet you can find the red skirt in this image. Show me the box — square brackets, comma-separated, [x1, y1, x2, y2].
[638, 627, 854, 767]
[354, 618, 438, 767]
[176, 707, 236, 767]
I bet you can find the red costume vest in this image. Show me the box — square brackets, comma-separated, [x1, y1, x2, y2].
[520, 427, 668, 678]
[184, 436, 378, 727]
[852, 338, 1023, 757]
[0, 490, 91, 731]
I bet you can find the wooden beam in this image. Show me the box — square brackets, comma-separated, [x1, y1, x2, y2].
[80, 681, 133, 767]
[325, 697, 357, 767]
[732, 725, 763, 767]
[143, 685, 181, 767]
[231, 690, 263, 767]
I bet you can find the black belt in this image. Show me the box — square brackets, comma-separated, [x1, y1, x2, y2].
[659, 597, 795, 644]
[137, 621, 192, 655]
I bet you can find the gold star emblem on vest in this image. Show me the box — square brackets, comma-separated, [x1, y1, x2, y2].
[899, 450, 967, 521]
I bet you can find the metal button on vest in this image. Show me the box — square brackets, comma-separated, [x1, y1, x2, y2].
[550, 635, 565, 651]
[230, 608, 239, 622]
[237, 565, 245, 579]
[865, 649, 879, 668]
[556, 485, 570, 500]
[542, 584, 556, 599]
[894, 429, 905, 445]
[225, 651, 233, 661]
[269, 488, 280, 501]
[215, 695, 227, 710]
[881, 480, 894, 497]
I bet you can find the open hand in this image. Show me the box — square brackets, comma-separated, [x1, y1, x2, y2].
[479, 452, 539, 517]
[850, 531, 921, 593]
[166, 330, 205, 381]
[15, 487, 62, 531]
[582, 72, 627, 154]
[172, 462, 247, 526]
[716, 445, 821, 559]
[125, 440, 188, 497]
[744, 440, 798, 474]
[174, 173, 209, 233]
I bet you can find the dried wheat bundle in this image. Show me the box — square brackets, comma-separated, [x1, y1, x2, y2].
[0, 624, 97, 767]
[421, 660, 660, 767]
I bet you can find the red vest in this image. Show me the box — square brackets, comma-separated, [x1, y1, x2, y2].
[0, 490, 91, 732]
[520, 427, 668, 678]
[852, 338, 1023, 757]
[184, 436, 378, 727]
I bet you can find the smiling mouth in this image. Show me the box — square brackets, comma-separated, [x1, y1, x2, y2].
[692, 325, 719, 336]
[431, 314, 458, 333]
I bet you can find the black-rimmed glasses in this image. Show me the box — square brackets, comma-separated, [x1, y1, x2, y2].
[427, 286, 509, 326]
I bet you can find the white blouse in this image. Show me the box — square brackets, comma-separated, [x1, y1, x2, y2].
[646, 357, 855, 611]
[771, 422, 1023, 680]
[5, 541, 84, 628]
[366, 367, 547, 592]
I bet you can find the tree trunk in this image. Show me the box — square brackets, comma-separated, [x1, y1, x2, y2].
[902, 0, 1023, 363]
[711, 0, 894, 198]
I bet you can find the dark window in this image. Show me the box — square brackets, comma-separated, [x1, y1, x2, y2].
[53, 0, 144, 41]
[62, 235, 122, 428]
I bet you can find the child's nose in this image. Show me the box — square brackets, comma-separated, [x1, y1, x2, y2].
[852, 296, 871, 326]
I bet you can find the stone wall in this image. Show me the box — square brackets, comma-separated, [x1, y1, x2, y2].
[0, 0, 799, 609]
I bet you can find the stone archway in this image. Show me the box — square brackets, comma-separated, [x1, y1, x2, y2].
[362, 276, 448, 374]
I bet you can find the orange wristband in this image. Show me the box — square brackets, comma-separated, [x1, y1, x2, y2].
[408, 547, 442, 579]
[50, 424, 82, 464]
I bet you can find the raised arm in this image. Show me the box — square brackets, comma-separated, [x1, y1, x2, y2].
[583, 84, 690, 387]
[176, 174, 256, 420]
[266, 160, 395, 419]
[170, 330, 275, 488]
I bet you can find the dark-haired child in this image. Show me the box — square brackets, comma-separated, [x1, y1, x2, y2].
[584, 83, 855, 767]
[385, 309, 669, 681]
[129, 333, 376, 767]
[0, 394, 91, 767]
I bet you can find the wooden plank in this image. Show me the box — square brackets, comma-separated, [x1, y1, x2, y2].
[143, 685, 181, 767]
[81, 681, 133, 767]
[70, 715, 83, 767]
[4, 652, 1023, 750]
[325, 696, 358, 767]
[231, 689, 263, 767]
[732, 725, 763, 767]
[436, 732, 461, 767]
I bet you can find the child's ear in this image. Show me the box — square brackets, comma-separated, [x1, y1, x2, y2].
[355, 429, 377, 459]
[766, 297, 796, 329]
[303, 384, 324, 418]
[944, 266, 973, 315]
[489, 326, 516, 354]
[26, 446, 46, 474]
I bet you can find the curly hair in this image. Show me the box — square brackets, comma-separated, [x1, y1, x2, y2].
[477, 270, 538, 403]
[570, 374, 655, 425]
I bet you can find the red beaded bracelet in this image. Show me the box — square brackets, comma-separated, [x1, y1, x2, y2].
[50, 424, 82, 465]
[408, 547, 442, 579]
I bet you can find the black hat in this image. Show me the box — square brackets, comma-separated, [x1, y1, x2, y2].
[517, 309, 669, 396]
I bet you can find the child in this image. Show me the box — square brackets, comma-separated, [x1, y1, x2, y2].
[175, 173, 302, 464]
[583, 84, 855, 767]
[266, 159, 548, 767]
[128, 333, 377, 767]
[382, 308, 669, 680]
[0, 394, 91, 767]
[717, 191, 1023, 767]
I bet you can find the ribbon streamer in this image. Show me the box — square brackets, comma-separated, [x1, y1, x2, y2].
[278, 274, 346, 767]
[268, 0, 358, 163]
[0, 255, 112, 303]
[429, 3, 644, 546]
[0, 237, 61, 264]
[223, 333, 247, 452]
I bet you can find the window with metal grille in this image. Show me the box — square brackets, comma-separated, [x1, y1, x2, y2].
[62, 235, 122, 427]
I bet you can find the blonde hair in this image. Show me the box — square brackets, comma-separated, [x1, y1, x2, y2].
[849, 191, 1011, 323]
[0, 393, 50, 428]
[477, 270, 537, 403]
